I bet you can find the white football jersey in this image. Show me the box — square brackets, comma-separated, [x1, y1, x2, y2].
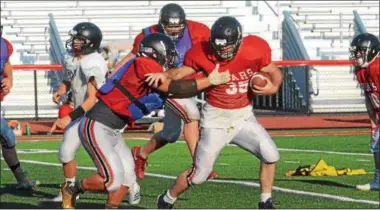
[64, 52, 108, 108]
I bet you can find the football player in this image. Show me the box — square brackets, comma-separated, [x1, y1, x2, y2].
[59, 33, 230, 209]
[113, 3, 217, 181]
[50, 22, 141, 206]
[147, 16, 282, 209]
[350, 32, 380, 191]
[0, 25, 40, 190]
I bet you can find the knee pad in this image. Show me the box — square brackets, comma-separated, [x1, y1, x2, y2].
[59, 145, 77, 163]
[184, 100, 200, 122]
[105, 169, 124, 192]
[0, 119, 16, 148]
[59, 139, 81, 163]
[261, 145, 280, 164]
[187, 165, 212, 186]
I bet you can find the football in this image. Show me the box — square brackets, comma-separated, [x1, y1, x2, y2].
[250, 72, 271, 90]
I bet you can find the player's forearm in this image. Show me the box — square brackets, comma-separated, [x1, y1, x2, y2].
[166, 66, 196, 80]
[270, 69, 283, 90]
[80, 96, 97, 112]
[161, 78, 211, 99]
[58, 81, 71, 94]
[262, 63, 283, 90]
[195, 77, 212, 91]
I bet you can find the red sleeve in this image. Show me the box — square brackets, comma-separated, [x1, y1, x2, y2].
[58, 105, 73, 118]
[257, 38, 272, 69]
[4, 39, 13, 57]
[135, 57, 164, 79]
[131, 32, 144, 55]
[183, 45, 202, 72]
[188, 21, 210, 45]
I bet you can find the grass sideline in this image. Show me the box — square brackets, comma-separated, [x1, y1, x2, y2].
[1, 134, 379, 209]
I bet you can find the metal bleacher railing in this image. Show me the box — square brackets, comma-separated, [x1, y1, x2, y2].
[48, 13, 66, 91]
[353, 10, 367, 35]
[272, 11, 317, 114]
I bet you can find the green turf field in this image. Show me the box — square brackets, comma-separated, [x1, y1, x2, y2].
[1, 134, 379, 209]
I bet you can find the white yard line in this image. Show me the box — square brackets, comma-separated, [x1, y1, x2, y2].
[131, 138, 373, 156]
[1, 158, 378, 206]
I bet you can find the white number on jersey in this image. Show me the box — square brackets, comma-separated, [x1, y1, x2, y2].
[226, 81, 249, 95]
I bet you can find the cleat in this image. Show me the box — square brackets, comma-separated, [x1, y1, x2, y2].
[258, 198, 275, 209]
[16, 179, 40, 191]
[52, 190, 80, 202]
[132, 146, 148, 180]
[356, 182, 380, 191]
[127, 182, 141, 205]
[61, 181, 79, 209]
[157, 193, 174, 209]
[207, 170, 218, 180]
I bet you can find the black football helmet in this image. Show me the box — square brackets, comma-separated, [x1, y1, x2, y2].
[349, 33, 380, 68]
[158, 3, 186, 42]
[210, 16, 243, 61]
[137, 33, 178, 70]
[65, 22, 102, 55]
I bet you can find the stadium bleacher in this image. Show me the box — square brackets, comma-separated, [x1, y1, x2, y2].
[1, 1, 280, 119]
[1, 0, 379, 118]
[257, 0, 379, 113]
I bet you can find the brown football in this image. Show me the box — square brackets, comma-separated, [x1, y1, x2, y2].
[250, 72, 271, 90]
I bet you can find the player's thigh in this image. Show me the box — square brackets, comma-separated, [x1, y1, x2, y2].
[168, 98, 200, 122]
[113, 134, 136, 187]
[156, 103, 183, 143]
[189, 127, 228, 184]
[231, 115, 279, 163]
[79, 117, 124, 191]
[59, 119, 81, 163]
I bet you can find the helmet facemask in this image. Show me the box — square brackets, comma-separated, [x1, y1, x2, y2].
[211, 38, 241, 61]
[138, 45, 178, 70]
[65, 30, 95, 55]
[160, 19, 186, 43]
[349, 45, 379, 68]
[164, 48, 178, 70]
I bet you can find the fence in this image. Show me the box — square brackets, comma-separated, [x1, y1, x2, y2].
[4, 60, 352, 120]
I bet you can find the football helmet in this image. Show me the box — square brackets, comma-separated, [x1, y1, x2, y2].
[349, 33, 380, 68]
[138, 33, 178, 70]
[158, 3, 186, 42]
[65, 22, 102, 55]
[210, 16, 243, 61]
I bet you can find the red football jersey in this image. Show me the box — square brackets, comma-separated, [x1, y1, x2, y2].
[184, 35, 272, 109]
[58, 104, 73, 119]
[0, 38, 14, 101]
[355, 57, 380, 115]
[96, 56, 164, 118]
[131, 20, 210, 55]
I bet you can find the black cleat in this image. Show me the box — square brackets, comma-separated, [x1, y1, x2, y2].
[258, 198, 275, 209]
[157, 193, 174, 209]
